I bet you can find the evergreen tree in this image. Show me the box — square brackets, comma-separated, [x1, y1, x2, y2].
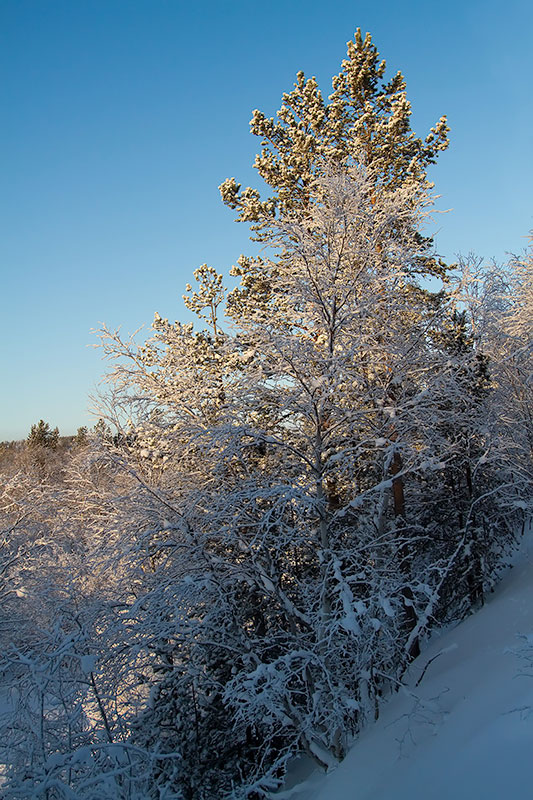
[218, 30, 450, 665]
[74, 426, 89, 447]
[220, 27, 448, 274]
[93, 418, 113, 442]
[27, 419, 59, 449]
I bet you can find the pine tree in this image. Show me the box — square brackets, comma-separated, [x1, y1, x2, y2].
[219, 31, 450, 665]
[27, 419, 59, 449]
[220, 27, 448, 267]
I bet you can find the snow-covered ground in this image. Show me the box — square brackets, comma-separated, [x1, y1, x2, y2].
[282, 522, 533, 800]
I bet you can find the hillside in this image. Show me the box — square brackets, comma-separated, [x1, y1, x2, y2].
[283, 522, 533, 800]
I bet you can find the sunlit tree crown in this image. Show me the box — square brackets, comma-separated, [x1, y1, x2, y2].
[220, 29, 449, 229]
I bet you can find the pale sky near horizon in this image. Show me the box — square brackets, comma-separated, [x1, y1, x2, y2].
[1, 0, 532, 441]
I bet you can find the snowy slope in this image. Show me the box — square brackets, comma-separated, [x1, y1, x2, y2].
[283, 523, 533, 800]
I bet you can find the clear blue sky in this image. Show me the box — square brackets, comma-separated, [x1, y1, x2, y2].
[1, 0, 531, 441]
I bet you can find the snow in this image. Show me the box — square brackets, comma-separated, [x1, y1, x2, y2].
[79, 654, 97, 674]
[283, 522, 533, 800]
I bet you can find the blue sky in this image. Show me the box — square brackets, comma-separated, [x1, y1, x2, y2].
[1, 0, 531, 441]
